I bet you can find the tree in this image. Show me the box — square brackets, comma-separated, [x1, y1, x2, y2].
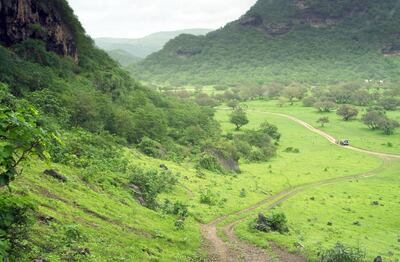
[230, 107, 249, 130]
[227, 100, 239, 110]
[317, 117, 330, 127]
[302, 96, 317, 107]
[259, 121, 281, 141]
[314, 101, 337, 112]
[0, 104, 53, 187]
[379, 97, 400, 111]
[378, 118, 399, 135]
[362, 110, 385, 130]
[283, 86, 307, 105]
[351, 90, 371, 106]
[337, 105, 359, 121]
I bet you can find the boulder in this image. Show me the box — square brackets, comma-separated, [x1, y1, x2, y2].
[43, 169, 68, 182]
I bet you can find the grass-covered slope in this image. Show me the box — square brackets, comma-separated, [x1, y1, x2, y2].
[133, 0, 400, 86]
[0, 1, 221, 260]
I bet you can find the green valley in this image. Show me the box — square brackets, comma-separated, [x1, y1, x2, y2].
[1, 0, 400, 261]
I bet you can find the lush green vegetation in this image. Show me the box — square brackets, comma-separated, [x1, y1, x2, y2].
[132, 0, 400, 86]
[2, 0, 400, 261]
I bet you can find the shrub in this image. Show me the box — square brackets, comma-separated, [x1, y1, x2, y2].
[174, 219, 185, 230]
[160, 199, 189, 219]
[198, 153, 224, 173]
[302, 96, 317, 107]
[283, 147, 300, 153]
[251, 213, 289, 234]
[318, 243, 366, 262]
[0, 194, 35, 260]
[258, 121, 281, 141]
[138, 137, 165, 158]
[199, 189, 218, 206]
[129, 167, 178, 209]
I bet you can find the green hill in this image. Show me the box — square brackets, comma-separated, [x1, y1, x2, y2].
[95, 29, 212, 58]
[133, 0, 400, 86]
[0, 1, 226, 260]
[107, 49, 142, 66]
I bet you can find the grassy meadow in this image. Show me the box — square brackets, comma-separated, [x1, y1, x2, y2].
[244, 100, 400, 155]
[10, 95, 391, 261]
[214, 100, 400, 261]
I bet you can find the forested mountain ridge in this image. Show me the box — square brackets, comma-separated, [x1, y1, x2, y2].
[133, 0, 400, 86]
[95, 29, 212, 59]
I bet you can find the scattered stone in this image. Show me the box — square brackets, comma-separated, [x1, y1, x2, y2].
[294, 242, 304, 248]
[37, 215, 56, 224]
[371, 201, 380, 206]
[374, 256, 383, 262]
[43, 169, 68, 182]
[159, 164, 169, 170]
[75, 248, 91, 256]
[128, 184, 147, 206]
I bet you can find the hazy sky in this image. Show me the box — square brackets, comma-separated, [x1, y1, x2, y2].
[67, 0, 257, 38]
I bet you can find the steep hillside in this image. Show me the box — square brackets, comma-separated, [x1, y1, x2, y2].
[107, 49, 142, 66]
[95, 29, 212, 59]
[134, 0, 400, 86]
[0, 1, 228, 261]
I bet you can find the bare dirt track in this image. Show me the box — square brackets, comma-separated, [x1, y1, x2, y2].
[202, 112, 400, 262]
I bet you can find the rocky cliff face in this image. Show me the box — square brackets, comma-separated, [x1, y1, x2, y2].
[0, 0, 78, 62]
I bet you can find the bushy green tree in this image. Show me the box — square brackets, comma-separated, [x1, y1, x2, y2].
[317, 117, 330, 127]
[379, 97, 399, 111]
[258, 121, 281, 141]
[302, 96, 317, 107]
[283, 86, 307, 105]
[361, 110, 385, 130]
[337, 105, 359, 121]
[314, 101, 337, 112]
[230, 107, 249, 130]
[362, 110, 399, 135]
[0, 98, 54, 187]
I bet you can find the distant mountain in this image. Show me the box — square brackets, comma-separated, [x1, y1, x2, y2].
[107, 49, 142, 66]
[95, 29, 212, 59]
[134, 0, 400, 86]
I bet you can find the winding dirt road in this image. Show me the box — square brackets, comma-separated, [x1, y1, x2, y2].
[202, 112, 400, 262]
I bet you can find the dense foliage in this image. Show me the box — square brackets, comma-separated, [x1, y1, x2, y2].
[318, 243, 366, 262]
[251, 212, 289, 234]
[0, 85, 55, 187]
[132, 0, 400, 86]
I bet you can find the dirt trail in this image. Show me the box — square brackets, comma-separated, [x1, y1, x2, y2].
[202, 112, 399, 262]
